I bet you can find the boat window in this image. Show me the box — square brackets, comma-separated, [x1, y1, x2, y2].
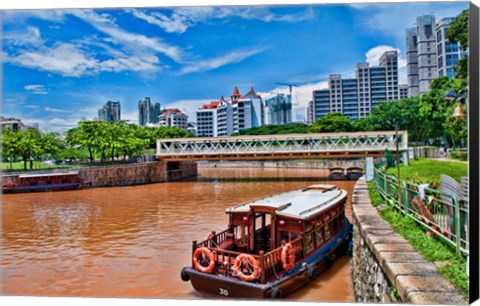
[46, 181, 52, 185]
[255, 214, 271, 231]
[280, 231, 298, 243]
[29, 181, 37, 186]
[315, 227, 324, 246]
[38, 180, 45, 185]
[332, 217, 339, 232]
[324, 224, 331, 240]
[305, 233, 315, 254]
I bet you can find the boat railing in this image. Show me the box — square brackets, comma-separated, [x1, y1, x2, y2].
[260, 236, 303, 282]
[192, 230, 304, 284]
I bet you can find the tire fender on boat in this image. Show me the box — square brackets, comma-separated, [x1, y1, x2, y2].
[233, 254, 260, 282]
[270, 285, 281, 299]
[281, 243, 295, 270]
[180, 267, 190, 282]
[193, 247, 216, 273]
[303, 263, 317, 280]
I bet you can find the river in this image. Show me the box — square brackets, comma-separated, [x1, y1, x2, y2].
[1, 167, 356, 302]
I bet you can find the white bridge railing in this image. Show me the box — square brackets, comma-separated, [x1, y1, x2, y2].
[156, 131, 408, 160]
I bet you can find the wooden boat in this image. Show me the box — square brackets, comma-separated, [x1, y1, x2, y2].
[346, 167, 364, 181]
[2, 172, 90, 193]
[181, 184, 352, 299]
[328, 167, 346, 180]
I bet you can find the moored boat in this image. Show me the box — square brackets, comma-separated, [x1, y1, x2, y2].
[328, 167, 346, 180]
[2, 172, 90, 193]
[181, 184, 352, 299]
[346, 167, 364, 181]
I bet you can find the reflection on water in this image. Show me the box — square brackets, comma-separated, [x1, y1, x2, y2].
[1, 167, 356, 301]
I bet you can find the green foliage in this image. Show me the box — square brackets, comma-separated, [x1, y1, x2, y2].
[385, 158, 467, 186]
[447, 9, 469, 79]
[309, 112, 352, 133]
[367, 182, 468, 295]
[233, 123, 310, 136]
[450, 150, 468, 161]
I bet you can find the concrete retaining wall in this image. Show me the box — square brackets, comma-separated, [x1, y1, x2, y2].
[77, 161, 197, 187]
[198, 159, 366, 170]
[351, 176, 467, 304]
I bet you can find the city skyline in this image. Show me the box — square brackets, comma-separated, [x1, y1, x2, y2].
[2, 1, 468, 132]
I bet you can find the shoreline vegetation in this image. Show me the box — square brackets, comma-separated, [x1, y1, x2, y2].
[371, 158, 469, 295]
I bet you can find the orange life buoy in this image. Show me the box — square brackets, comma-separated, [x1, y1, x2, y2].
[193, 247, 216, 273]
[281, 243, 295, 270]
[233, 254, 260, 282]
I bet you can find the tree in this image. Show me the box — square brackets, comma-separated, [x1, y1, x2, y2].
[447, 9, 469, 79]
[16, 128, 43, 170]
[309, 112, 352, 133]
[1, 128, 20, 170]
[41, 132, 64, 161]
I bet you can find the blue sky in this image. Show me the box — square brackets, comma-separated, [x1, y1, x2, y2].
[1, 1, 469, 132]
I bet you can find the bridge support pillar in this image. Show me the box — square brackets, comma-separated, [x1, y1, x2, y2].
[365, 157, 374, 181]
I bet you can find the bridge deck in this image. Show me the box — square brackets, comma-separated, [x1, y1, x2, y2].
[156, 131, 408, 161]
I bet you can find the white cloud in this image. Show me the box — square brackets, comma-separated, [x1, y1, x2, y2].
[179, 48, 265, 74]
[45, 107, 70, 113]
[24, 84, 48, 95]
[6, 43, 100, 77]
[130, 6, 315, 34]
[70, 9, 183, 62]
[3, 26, 43, 47]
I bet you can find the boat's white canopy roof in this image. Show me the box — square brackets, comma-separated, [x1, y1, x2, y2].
[19, 171, 79, 178]
[226, 184, 347, 220]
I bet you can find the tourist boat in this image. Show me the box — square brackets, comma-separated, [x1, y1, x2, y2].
[328, 167, 346, 180]
[2, 172, 90, 193]
[346, 167, 364, 181]
[180, 184, 352, 299]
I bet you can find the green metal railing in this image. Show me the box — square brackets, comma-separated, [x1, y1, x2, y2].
[374, 166, 469, 257]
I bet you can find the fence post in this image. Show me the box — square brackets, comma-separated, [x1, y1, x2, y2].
[453, 198, 461, 257]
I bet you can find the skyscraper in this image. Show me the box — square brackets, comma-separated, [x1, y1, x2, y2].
[98, 101, 121, 122]
[312, 50, 398, 121]
[138, 97, 161, 126]
[416, 15, 438, 94]
[406, 27, 419, 97]
[436, 17, 463, 78]
[264, 94, 292, 125]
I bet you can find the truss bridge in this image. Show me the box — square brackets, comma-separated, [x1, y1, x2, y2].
[156, 131, 408, 161]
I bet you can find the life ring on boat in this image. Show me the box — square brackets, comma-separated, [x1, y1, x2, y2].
[281, 243, 295, 270]
[233, 254, 260, 282]
[193, 247, 216, 273]
[5, 180, 14, 188]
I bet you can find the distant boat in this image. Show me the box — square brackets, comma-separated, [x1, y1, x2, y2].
[181, 184, 352, 299]
[346, 167, 364, 181]
[2, 172, 90, 193]
[328, 167, 346, 180]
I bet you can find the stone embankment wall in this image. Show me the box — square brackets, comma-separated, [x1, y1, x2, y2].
[75, 161, 197, 187]
[198, 159, 366, 170]
[351, 177, 467, 304]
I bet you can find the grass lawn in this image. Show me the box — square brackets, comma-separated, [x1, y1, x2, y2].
[385, 158, 468, 186]
[0, 161, 78, 172]
[368, 181, 469, 295]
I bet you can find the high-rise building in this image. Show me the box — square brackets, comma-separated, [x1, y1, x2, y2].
[379, 51, 399, 100]
[416, 15, 438, 94]
[436, 17, 462, 78]
[264, 94, 292, 125]
[158, 108, 188, 130]
[305, 101, 315, 124]
[399, 84, 408, 99]
[406, 14, 463, 97]
[231, 86, 264, 133]
[406, 27, 420, 97]
[312, 50, 398, 121]
[138, 97, 161, 126]
[196, 98, 234, 137]
[98, 101, 121, 122]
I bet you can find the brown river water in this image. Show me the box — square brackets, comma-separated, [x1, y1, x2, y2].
[1, 167, 356, 302]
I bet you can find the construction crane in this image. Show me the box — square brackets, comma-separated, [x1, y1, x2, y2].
[275, 82, 299, 124]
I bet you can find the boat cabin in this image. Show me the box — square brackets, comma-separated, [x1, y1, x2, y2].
[2, 172, 87, 193]
[190, 184, 348, 284]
